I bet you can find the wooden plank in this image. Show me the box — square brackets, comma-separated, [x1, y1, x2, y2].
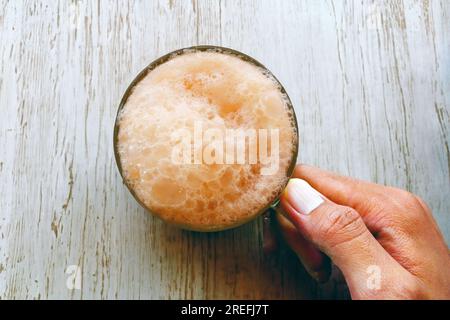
[0, 0, 448, 299]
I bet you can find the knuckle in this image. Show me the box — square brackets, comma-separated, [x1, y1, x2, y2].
[393, 218, 421, 237]
[329, 207, 360, 231]
[376, 188, 427, 218]
[315, 206, 365, 246]
[394, 189, 421, 208]
[414, 194, 424, 204]
[385, 189, 427, 232]
[414, 195, 429, 211]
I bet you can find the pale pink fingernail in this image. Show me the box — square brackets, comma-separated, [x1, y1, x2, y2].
[284, 179, 324, 215]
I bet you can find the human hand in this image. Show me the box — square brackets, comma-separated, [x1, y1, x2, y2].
[275, 164, 450, 299]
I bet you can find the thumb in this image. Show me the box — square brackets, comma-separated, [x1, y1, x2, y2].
[280, 179, 409, 297]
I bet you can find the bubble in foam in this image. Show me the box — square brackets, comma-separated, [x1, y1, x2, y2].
[116, 49, 298, 231]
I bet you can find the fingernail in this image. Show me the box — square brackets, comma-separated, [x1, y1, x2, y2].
[284, 179, 324, 215]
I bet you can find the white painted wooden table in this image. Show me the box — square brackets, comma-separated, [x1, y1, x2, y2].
[0, 0, 448, 299]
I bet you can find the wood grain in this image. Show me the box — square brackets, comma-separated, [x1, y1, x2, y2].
[0, 0, 448, 299]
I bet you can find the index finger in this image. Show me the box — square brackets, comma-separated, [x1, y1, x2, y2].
[293, 164, 387, 218]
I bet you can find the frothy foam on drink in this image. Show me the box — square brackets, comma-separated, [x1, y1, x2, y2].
[117, 50, 297, 231]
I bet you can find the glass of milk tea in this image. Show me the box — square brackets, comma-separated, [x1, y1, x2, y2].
[114, 46, 298, 231]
